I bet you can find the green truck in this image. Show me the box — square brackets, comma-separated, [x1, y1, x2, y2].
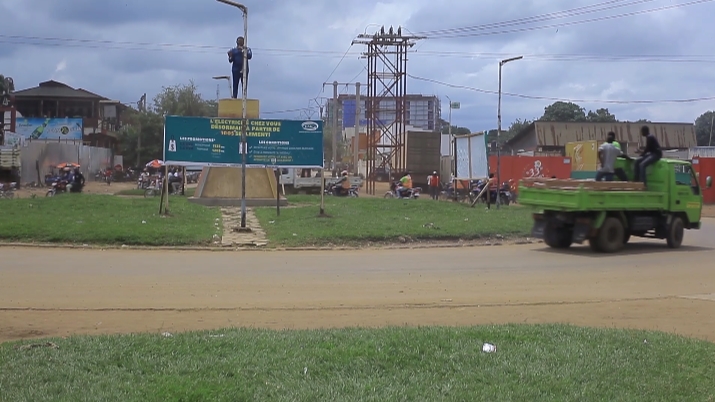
[518, 157, 712, 253]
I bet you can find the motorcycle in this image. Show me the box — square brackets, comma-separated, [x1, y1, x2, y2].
[469, 180, 511, 205]
[384, 181, 422, 199]
[0, 182, 17, 199]
[46, 180, 83, 197]
[46, 180, 68, 197]
[325, 183, 359, 197]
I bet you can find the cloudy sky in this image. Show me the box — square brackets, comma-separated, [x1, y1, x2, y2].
[2, 0, 715, 132]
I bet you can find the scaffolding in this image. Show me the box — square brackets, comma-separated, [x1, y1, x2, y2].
[352, 26, 423, 195]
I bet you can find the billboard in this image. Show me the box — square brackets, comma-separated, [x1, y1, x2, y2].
[15, 118, 83, 140]
[163, 116, 324, 168]
[455, 132, 489, 179]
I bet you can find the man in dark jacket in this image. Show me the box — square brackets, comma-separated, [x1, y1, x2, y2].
[228, 36, 253, 99]
[633, 126, 662, 186]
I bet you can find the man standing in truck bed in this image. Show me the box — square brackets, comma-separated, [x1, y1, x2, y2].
[596, 132, 625, 181]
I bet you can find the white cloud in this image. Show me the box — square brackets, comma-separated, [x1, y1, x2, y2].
[1, 0, 714, 131]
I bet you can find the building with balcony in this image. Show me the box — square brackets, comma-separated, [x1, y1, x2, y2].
[11, 80, 127, 151]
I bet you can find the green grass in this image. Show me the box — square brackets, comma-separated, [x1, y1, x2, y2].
[0, 194, 220, 246]
[115, 187, 196, 197]
[255, 196, 533, 246]
[1, 324, 713, 401]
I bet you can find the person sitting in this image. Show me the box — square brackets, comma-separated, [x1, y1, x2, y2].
[334, 171, 350, 196]
[168, 169, 182, 194]
[69, 167, 85, 192]
[595, 131, 625, 182]
[633, 125, 662, 186]
[397, 173, 412, 198]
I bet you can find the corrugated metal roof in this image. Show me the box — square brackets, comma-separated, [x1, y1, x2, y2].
[689, 146, 715, 158]
[533, 122, 696, 149]
[13, 80, 106, 100]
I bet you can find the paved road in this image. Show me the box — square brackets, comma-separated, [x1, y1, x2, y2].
[2, 220, 714, 342]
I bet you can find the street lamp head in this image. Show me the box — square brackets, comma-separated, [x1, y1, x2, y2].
[216, 0, 247, 13]
[213, 75, 230, 80]
[500, 56, 523, 65]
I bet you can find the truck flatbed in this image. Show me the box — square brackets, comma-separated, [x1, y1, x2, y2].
[520, 177, 645, 191]
[519, 177, 664, 211]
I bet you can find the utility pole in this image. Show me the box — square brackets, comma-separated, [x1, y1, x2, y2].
[709, 112, 714, 147]
[137, 93, 146, 168]
[496, 56, 523, 210]
[322, 81, 360, 175]
[353, 82, 361, 175]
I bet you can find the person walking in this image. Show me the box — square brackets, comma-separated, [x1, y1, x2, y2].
[228, 36, 252, 99]
[428, 171, 440, 200]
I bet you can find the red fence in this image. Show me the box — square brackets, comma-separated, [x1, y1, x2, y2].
[693, 157, 715, 204]
[489, 156, 572, 191]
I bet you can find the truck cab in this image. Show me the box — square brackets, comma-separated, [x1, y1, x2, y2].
[519, 157, 711, 253]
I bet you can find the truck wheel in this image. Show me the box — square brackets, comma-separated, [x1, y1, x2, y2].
[595, 217, 625, 253]
[544, 221, 572, 249]
[623, 233, 631, 244]
[666, 217, 684, 249]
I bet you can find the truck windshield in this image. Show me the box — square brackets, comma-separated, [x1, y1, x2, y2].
[674, 164, 700, 195]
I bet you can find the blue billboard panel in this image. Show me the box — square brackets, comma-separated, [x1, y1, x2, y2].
[15, 118, 83, 140]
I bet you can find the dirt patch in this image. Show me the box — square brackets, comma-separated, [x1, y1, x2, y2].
[2, 242, 714, 343]
[702, 204, 715, 218]
[13, 181, 138, 198]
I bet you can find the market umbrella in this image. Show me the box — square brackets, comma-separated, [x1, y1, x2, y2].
[146, 159, 164, 168]
[56, 162, 80, 169]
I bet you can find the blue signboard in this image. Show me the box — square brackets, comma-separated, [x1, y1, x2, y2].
[163, 116, 324, 168]
[15, 117, 83, 140]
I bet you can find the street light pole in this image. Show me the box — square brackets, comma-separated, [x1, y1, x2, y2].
[445, 95, 456, 199]
[216, 0, 249, 229]
[496, 56, 523, 210]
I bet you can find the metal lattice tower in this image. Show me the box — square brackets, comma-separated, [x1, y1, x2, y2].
[352, 26, 423, 195]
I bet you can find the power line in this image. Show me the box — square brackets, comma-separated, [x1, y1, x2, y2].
[423, 0, 715, 39]
[414, 0, 654, 36]
[314, 44, 353, 98]
[4, 35, 715, 63]
[408, 74, 715, 104]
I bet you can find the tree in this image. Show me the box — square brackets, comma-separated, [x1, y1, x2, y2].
[117, 80, 217, 167]
[695, 111, 715, 146]
[438, 118, 470, 135]
[540, 102, 620, 122]
[118, 110, 164, 167]
[507, 118, 533, 136]
[586, 108, 617, 122]
[540, 101, 587, 122]
[152, 80, 216, 117]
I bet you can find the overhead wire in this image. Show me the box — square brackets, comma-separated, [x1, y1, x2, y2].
[408, 74, 715, 104]
[4, 35, 715, 63]
[3, 1, 711, 112]
[422, 0, 715, 39]
[414, 0, 656, 36]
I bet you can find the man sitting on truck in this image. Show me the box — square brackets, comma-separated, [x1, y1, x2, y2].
[596, 132, 625, 182]
[633, 125, 663, 186]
